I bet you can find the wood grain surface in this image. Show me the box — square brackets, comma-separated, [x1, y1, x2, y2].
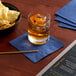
[0, 0, 76, 76]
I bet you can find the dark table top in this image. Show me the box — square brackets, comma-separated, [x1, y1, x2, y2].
[0, 0, 76, 76]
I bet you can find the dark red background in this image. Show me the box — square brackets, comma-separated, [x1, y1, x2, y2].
[0, 0, 76, 76]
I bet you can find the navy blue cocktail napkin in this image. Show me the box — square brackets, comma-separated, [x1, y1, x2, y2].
[55, 0, 76, 30]
[59, 23, 76, 30]
[56, 0, 76, 24]
[55, 16, 76, 27]
[9, 33, 64, 63]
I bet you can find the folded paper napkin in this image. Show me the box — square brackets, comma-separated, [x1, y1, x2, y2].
[9, 33, 64, 63]
[55, 16, 76, 27]
[59, 23, 76, 30]
[56, 0, 76, 24]
[55, 0, 76, 30]
[55, 17, 76, 30]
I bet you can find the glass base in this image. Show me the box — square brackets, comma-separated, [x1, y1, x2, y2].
[28, 35, 50, 45]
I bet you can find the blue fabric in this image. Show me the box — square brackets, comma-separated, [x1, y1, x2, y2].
[59, 23, 76, 30]
[9, 33, 64, 63]
[55, 0, 76, 24]
[55, 16, 76, 27]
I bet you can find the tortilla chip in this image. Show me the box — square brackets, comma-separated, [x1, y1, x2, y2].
[0, 1, 20, 30]
[7, 10, 20, 23]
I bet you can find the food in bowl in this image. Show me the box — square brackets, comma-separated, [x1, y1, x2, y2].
[0, 1, 20, 30]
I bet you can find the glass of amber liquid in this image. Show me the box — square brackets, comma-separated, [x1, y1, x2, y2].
[28, 12, 51, 45]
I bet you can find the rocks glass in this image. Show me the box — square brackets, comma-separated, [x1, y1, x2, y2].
[28, 11, 51, 45]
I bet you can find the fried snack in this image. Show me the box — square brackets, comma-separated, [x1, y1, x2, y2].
[0, 1, 20, 30]
[7, 10, 20, 23]
[0, 1, 8, 19]
[0, 22, 15, 30]
[0, 20, 9, 26]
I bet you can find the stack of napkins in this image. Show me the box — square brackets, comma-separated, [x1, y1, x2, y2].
[55, 0, 76, 30]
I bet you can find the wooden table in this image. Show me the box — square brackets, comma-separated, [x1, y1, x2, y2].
[0, 0, 76, 76]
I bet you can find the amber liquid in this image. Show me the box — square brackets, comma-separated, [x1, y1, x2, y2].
[28, 23, 50, 45]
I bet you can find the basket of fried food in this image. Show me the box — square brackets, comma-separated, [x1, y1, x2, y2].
[0, 1, 21, 36]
